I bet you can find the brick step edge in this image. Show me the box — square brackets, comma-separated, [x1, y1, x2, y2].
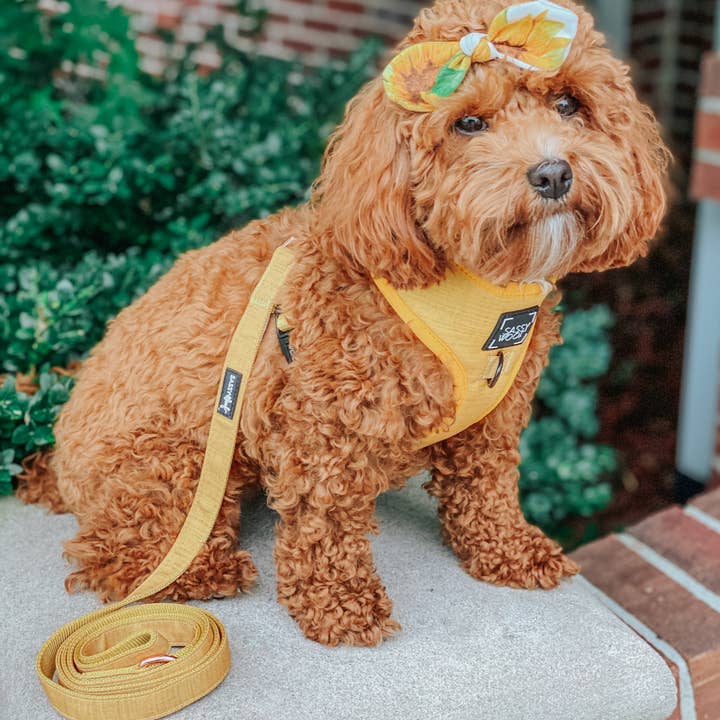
[572, 488, 720, 720]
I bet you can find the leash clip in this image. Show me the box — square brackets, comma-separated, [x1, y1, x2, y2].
[139, 655, 176, 668]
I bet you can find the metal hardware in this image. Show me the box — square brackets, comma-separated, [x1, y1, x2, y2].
[274, 307, 294, 364]
[487, 351, 504, 388]
[139, 655, 176, 668]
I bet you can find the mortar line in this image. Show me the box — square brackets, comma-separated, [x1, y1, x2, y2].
[617, 533, 720, 614]
[684, 505, 720, 536]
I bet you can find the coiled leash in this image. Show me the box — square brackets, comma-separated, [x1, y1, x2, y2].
[37, 240, 297, 720]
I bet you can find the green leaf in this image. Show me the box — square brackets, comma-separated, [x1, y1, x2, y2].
[11, 424, 30, 447]
[429, 56, 468, 98]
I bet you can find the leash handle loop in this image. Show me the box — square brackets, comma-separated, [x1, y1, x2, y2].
[37, 241, 297, 720]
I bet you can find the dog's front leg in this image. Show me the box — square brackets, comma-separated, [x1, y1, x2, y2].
[426, 305, 579, 590]
[427, 426, 579, 589]
[267, 436, 400, 646]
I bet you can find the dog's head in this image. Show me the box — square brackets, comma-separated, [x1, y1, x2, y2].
[314, 0, 670, 288]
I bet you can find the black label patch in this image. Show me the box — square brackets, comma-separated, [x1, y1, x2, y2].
[217, 369, 242, 419]
[483, 306, 540, 351]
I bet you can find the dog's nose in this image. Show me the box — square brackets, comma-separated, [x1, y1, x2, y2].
[527, 159, 573, 200]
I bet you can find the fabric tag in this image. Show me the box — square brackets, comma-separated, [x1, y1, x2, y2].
[483, 306, 540, 350]
[217, 369, 243, 419]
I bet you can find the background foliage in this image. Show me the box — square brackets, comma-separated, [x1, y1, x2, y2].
[520, 305, 617, 534]
[0, 0, 617, 535]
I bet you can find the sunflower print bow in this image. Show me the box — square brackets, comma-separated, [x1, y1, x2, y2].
[383, 0, 579, 112]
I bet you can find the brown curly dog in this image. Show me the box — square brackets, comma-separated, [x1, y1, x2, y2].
[20, 0, 669, 647]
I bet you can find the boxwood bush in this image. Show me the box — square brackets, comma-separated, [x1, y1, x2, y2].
[0, 0, 617, 536]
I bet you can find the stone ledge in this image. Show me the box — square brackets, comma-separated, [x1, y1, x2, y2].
[1, 479, 676, 719]
[573, 487, 720, 720]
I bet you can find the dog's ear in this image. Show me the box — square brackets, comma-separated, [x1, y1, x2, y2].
[578, 68, 672, 271]
[313, 78, 446, 288]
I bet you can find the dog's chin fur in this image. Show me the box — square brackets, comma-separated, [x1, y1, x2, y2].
[18, 0, 671, 649]
[457, 210, 581, 284]
[524, 212, 581, 281]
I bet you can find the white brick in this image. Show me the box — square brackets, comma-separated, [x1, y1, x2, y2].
[266, 22, 361, 52]
[136, 35, 169, 58]
[156, 0, 182, 15]
[139, 55, 167, 75]
[120, 0, 160, 14]
[190, 45, 222, 67]
[38, 0, 71, 12]
[186, 4, 220, 26]
[130, 12, 158, 33]
[177, 22, 206, 43]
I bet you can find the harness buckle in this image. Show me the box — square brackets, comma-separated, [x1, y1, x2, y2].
[274, 307, 295, 364]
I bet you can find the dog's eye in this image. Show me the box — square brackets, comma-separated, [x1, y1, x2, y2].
[555, 94, 580, 117]
[454, 116, 489, 135]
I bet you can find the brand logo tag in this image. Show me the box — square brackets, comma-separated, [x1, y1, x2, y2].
[217, 369, 242, 419]
[483, 306, 540, 350]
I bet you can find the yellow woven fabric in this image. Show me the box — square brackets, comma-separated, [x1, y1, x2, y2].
[37, 240, 297, 720]
[374, 267, 552, 448]
[383, 0, 579, 111]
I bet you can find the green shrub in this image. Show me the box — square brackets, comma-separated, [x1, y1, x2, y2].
[0, 371, 74, 495]
[0, 0, 617, 535]
[520, 305, 617, 534]
[0, 0, 381, 374]
[1, 250, 168, 373]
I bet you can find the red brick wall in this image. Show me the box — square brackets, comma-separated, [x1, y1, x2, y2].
[692, 52, 720, 201]
[120, 0, 716, 174]
[574, 488, 720, 719]
[255, 0, 423, 62]
[630, 0, 716, 172]
[120, 0, 424, 72]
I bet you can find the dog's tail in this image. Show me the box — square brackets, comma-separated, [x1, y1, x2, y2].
[16, 451, 68, 514]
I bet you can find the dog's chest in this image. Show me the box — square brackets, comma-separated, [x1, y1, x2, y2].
[276, 273, 547, 452]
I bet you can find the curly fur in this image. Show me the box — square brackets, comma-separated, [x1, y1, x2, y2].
[19, 0, 669, 646]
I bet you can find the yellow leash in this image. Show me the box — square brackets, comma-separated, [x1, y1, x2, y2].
[37, 240, 296, 720]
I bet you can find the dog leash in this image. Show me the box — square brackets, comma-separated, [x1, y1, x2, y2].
[37, 239, 297, 720]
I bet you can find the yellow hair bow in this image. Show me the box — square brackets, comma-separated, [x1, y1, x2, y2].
[383, 0, 579, 112]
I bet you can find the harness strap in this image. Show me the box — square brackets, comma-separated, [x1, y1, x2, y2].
[373, 269, 551, 449]
[37, 240, 297, 720]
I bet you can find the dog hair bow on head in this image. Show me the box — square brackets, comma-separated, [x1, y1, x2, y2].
[383, 0, 579, 112]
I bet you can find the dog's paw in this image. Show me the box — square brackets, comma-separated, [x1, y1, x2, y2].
[64, 526, 258, 603]
[280, 578, 401, 646]
[463, 532, 579, 590]
[504, 550, 580, 590]
[310, 612, 402, 647]
[151, 549, 259, 602]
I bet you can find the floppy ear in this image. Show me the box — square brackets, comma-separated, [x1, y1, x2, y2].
[313, 78, 447, 288]
[577, 66, 672, 271]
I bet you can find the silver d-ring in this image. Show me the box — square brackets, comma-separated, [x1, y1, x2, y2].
[487, 351, 504, 388]
[139, 655, 176, 668]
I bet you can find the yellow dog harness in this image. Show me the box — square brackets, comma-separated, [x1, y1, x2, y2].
[37, 240, 550, 719]
[374, 268, 552, 448]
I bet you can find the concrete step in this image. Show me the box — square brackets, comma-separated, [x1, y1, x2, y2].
[1, 477, 677, 719]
